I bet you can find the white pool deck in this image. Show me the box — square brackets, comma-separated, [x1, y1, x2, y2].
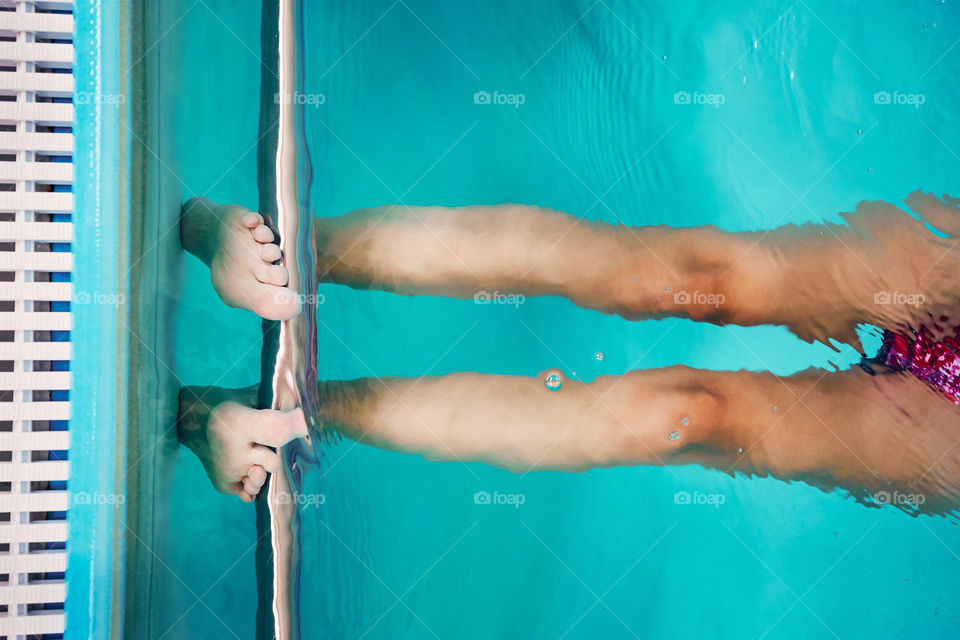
[0, 0, 74, 637]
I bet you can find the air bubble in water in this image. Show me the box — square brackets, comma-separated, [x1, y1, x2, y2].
[545, 374, 562, 391]
[857, 128, 863, 135]
[738, 447, 744, 453]
[595, 352, 604, 361]
[668, 431, 680, 441]
[773, 405, 779, 412]
[681, 417, 690, 426]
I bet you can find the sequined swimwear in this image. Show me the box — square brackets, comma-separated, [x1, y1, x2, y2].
[864, 316, 960, 408]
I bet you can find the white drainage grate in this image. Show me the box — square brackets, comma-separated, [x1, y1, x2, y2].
[0, 0, 74, 637]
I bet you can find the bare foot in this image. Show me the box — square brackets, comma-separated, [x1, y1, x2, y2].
[180, 196, 301, 320]
[177, 385, 308, 502]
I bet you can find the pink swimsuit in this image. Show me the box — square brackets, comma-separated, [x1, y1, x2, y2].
[865, 317, 960, 408]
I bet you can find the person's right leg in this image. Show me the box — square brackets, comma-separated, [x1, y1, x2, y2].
[182, 193, 960, 347]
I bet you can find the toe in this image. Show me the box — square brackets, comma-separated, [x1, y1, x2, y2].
[240, 212, 265, 228]
[254, 263, 289, 286]
[250, 284, 301, 321]
[235, 485, 255, 503]
[260, 242, 282, 263]
[250, 444, 282, 474]
[252, 224, 275, 243]
[247, 464, 267, 487]
[242, 475, 261, 496]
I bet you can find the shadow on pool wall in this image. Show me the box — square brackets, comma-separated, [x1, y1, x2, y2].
[126, 0, 269, 637]
[139, 0, 960, 638]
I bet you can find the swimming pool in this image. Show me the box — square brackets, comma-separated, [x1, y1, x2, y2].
[141, 0, 960, 637]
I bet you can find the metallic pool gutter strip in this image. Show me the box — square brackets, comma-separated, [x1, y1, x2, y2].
[267, 0, 301, 637]
[253, 0, 282, 633]
[256, 0, 320, 637]
[70, 0, 130, 637]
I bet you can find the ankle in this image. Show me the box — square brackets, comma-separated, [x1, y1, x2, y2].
[313, 217, 348, 283]
[178, 384, 257, 437]
[313, 210, 402, 289]
[177, 386, 210, 444]
[180, 197, 222, 266]
[317, 378, 376, 436]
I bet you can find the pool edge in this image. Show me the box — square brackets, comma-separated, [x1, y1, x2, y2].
[70, 0, 132, 637]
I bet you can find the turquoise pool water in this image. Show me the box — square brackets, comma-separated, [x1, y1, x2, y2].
[159, 1, 960, 638]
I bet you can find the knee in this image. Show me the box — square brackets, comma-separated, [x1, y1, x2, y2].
[601, 368, 730, 464]
[678, 257, 774, 325]
[662, 368, 729, 439]
[609, 257, 762, 325]
[658, 379, 728, 451]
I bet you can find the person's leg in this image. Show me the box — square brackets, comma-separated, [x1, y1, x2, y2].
[316, 367, 960, 512]
[314, 194, 960, 348]
[180, 196, 301, 320]
[178, 367, 960, 510]
[182, 193, 960, 345]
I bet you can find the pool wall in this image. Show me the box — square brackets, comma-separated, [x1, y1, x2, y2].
[144, 1, 272, 637]
[120, 0, 187, 637]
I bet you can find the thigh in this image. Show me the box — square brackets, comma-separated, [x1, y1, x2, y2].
[731, 364, 960, 514]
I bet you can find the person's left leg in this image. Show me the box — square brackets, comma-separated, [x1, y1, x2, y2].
[314, 366, 960, 511]
[180, 365, 960, 511]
